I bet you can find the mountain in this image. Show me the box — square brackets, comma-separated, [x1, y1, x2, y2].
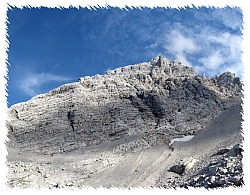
[6, 56, 243, 188]
[6, 56, 243, 154]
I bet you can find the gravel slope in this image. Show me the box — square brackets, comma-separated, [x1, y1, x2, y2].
[81, 103, 243, 188]
[6, 103, 243, 189]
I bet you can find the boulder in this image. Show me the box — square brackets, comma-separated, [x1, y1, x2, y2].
[226, 144, 243, 157]
[170, 157, 198, 175]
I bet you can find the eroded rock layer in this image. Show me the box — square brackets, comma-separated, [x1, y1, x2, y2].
[6, 56, 243, 155]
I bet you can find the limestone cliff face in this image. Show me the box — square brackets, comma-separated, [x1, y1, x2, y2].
[6, 56, 243, 155]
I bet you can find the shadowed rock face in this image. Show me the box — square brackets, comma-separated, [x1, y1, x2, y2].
[6, 56, 243, 155]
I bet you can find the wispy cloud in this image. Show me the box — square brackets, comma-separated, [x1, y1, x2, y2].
[163, 25, 198, 67]
[198, 51, 223, 71]
[19, 72, 72, 97]
[211, 8, 243, 31]
[162, 23, 243, 77]
[145, 43, 158, 49]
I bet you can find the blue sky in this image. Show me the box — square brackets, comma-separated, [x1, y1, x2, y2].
[6, 6, 243, 107]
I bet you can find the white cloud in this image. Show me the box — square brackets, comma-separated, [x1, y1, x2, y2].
[163, 26, 198, 67]
[20, 72, 72, 97]
[161, 23, 243, 78]
[199, 51, 224, 70]
[203, 33, 243, 77]
[168, 30, 197, 54]
[208, 32, 242, 58]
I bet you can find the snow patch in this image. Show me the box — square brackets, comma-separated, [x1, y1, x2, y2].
[169, 135, 194, 146]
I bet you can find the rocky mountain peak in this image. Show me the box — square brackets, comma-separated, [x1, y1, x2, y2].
[6, 56, 243, 155]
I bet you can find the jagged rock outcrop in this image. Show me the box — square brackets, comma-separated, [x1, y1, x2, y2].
[156, 144, 244, 189]
[6, 56, 243, 155]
